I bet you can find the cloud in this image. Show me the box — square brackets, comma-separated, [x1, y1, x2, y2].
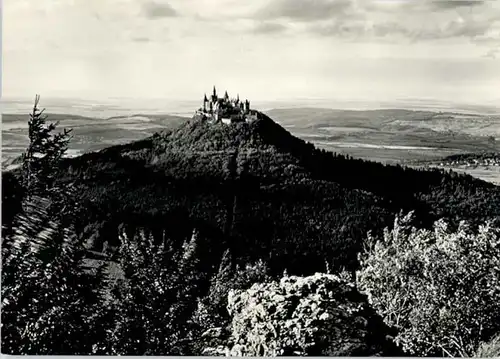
[375, 0, 487, 13]
[483, 47, 499, 58]
[165, 0, 497, 44]
[371, 22, 410, 38]
[254, 0, 354, 21]
[253, 22, 288, 34]
[296, 0, 499, 44]
[141, 1, 178, 19]
[428, 0, 485, 10]
[311, 17, 497, 43]
[312, 19, 367, 39]
[440, 18, 491, 38]
[132, 36, 151, 43]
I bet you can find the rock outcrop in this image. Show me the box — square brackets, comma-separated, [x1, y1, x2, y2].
[202, 273, 401, 356]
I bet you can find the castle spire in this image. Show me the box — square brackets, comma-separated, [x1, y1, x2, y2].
[213, 86, 217, 98]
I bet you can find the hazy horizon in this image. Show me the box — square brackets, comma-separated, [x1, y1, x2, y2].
[2, 95, 500, 119]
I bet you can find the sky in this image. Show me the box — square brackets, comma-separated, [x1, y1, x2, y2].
[2, 0, 500, 105]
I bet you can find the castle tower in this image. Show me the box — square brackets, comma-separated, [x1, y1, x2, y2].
[212, 86, 217, 102]
[224, 90, 229, 101]
[203, 94, 208, 112]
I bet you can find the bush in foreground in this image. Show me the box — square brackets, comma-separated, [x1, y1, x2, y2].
[357, 212, 500, 357]
[106, 227, 202, 355]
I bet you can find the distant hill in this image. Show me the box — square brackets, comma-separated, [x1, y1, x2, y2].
[1, 112, 189, 131]
[264, 107, 500, 163]
[1, 112, 189, 165]
[3, 111, 500, 276]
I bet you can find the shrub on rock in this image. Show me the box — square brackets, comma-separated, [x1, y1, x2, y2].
[209, 272, 399, 356]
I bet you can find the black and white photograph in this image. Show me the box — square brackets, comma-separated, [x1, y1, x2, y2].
[2, 0, 500, 356]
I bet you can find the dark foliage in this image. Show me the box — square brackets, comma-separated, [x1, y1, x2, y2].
[440, 151, 500, 163]
[105, 226, 204, 355]
[4, 113, 499, 277]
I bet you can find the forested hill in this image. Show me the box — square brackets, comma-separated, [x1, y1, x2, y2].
[4, 112, 500, 275]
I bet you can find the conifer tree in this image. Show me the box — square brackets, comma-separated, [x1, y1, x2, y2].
[1, 96, 108, 354]
[21, 95, 72, 212]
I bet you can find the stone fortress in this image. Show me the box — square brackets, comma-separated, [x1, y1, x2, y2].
[195, 86, 259, 124]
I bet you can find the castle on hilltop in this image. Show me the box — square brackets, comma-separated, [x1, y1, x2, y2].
[195, 86, 258, 124]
